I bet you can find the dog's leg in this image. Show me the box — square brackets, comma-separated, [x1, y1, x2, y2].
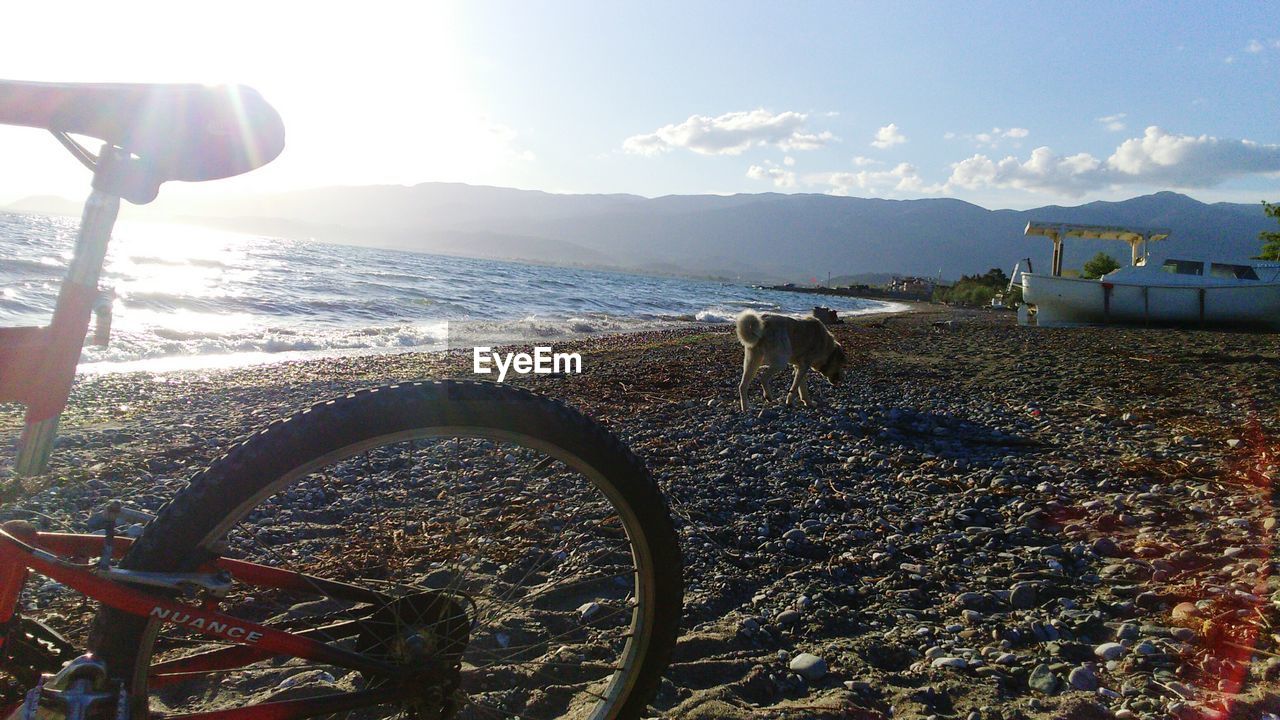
[739, 351, 764, 413]
[758, 364, 784, 405]
[785, 366, 808, 406]
[798, 371, 813, 406]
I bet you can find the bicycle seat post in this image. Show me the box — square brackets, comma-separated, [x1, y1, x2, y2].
[14, 146, 130, 476]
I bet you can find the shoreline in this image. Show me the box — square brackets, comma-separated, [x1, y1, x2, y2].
[67, 299, 921, 377]
[3, 309, 1277, 719]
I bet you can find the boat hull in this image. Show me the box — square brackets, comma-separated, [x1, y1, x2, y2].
[1021, 274, 1280, 329]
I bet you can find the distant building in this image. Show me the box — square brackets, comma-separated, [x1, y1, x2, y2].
[885, 276, 935, 297]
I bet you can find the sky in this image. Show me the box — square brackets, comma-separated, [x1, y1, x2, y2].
[1, 1, 1278, 210]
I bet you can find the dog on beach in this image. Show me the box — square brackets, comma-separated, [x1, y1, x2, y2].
[736, 310, 846, 413]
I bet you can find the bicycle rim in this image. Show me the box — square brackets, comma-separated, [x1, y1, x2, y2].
[104, 389, 677, 720]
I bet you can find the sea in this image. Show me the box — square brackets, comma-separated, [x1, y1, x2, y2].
[0, 212, 902, 374]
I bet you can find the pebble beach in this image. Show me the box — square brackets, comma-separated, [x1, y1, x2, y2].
[3, 307, 1279, 720]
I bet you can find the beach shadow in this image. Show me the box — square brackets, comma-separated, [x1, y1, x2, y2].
[854, 406, 1042, 462]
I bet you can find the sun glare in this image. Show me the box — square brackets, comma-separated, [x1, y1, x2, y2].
[0, 2, 524, 203]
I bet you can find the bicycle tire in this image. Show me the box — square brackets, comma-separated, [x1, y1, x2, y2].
[89, 380, 682, 719]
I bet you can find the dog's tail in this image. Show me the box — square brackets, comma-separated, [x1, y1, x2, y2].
[735, 310, 765, 347]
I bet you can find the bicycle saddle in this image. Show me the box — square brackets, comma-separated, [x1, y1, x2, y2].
[0, 80, 285, 184]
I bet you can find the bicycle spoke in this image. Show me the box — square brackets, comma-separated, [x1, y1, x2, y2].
[118, 426, 656, 720]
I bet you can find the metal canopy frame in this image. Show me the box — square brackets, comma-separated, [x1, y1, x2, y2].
[1024, 221, 1171, 277]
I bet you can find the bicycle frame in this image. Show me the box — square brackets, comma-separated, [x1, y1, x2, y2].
[1, 147, 131, 476]
[1, 168, 420, 711]
[0, 522, 419, 720]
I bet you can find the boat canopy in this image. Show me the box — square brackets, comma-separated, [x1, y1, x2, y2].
[1024, 221, 1171, 277]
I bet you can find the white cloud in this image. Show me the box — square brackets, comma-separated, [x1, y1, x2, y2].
[955, 126, 1030, 148]
[482, 117, 536, 162]
[871, 123, 907, 149]
[1246, 39, 1265, 53]
[813, 162, 933, 196]
[622, 109, 835, 156]
[1097, 113, 1127, 132]
[944, 126, 1280, 196]
[783, 156, 796, 167]
[851, 155, 882, 167]
[1107, 126, 1280, 184]
[943, 131, 957, 140]
[947, 148, 1103, 195]
[1225, 55, 1236, 64]
[747, 164, 797, 188]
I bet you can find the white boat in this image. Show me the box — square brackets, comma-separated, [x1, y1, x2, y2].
[1018, 221, 1280, 329]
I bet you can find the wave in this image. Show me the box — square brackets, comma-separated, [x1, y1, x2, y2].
[127, 255, 230, 269]
[695, 309, 736, 323]
[2, 212, 903, 373]
[81, 322, 451, 365]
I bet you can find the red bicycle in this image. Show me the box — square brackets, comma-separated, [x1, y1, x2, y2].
[0, 81, 681, 720]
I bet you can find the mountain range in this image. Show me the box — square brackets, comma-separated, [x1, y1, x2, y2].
[8, 185, 1274, 283]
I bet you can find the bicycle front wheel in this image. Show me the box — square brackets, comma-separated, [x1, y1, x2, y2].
[90, 380, 682, 719]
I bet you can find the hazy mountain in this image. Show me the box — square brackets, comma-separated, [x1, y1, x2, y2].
[9, 185, 1273, 282]
[7, 195, 82, 217]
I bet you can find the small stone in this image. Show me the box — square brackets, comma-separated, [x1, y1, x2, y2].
[931, 657, 968, 670]
[1135, 591, 1165, 610]
[1166, 680, 1194, 699]
[1134, 641, 1157, 655]
[1170, 602, 1200, 622]
[782, 528, 807, 542]
[1095, 642, 1127, 661]
[1028, 663, 1059, 694]
[1069, 665, 1098, 691]
[844, 679, 873, 693]
[577, 601, 601, 621]
[1091, 537, 1120, 557]
[1010, 581, 1038, 610]
[775, 609, 802, 626]
[789, 653, 828, 682]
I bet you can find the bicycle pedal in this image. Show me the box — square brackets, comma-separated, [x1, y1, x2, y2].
[20, 655, 127, 720]
[85, 504, 154, 533]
